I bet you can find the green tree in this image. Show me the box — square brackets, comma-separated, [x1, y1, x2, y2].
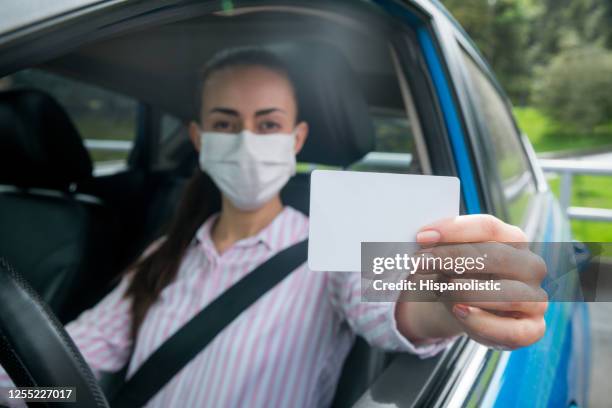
[443, 0, 535, 104]
[533, 45, 612, 131]
[443, 0, 612, 105]
[530, 0, 612, 63]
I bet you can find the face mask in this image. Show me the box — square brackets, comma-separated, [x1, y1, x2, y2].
[199, 130, 297, 211]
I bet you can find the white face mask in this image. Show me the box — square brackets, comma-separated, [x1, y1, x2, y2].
[199, 130, 297, 211]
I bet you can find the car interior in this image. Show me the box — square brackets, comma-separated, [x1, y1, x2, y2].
[0, 6, 434, 406]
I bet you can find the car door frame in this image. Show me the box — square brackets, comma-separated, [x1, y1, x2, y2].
[359, 2, 494, 406]
[437, 7, 588, 408]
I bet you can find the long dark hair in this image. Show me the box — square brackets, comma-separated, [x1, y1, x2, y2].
[124, 47, 296, 339]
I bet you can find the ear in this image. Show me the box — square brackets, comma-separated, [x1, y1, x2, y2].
[294, 121, 309, 155]
[189, 121, 202, 152]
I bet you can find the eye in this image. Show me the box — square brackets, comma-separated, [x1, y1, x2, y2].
[212, 120, 232, 131]
[258, 120, 281, 133]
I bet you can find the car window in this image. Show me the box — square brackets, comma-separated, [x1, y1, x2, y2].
[348, 108, 418, 173]
[154, 113, 191, 172]
[372, 109, 414, 153]
[460, 51, 536, 226]
[0, 69, 138, 175]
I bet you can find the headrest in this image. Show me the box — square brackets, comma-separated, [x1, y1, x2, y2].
[271, 42, 375, 167]
[0, 89, 92, 190]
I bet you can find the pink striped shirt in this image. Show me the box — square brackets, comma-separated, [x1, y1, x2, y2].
[1, 206, 450, 407]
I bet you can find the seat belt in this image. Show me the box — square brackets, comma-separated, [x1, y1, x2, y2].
[110, 239, 308, 408]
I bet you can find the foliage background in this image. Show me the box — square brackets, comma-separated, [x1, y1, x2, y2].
[443, 0, 612, 242]
[443, 0, 612, 105]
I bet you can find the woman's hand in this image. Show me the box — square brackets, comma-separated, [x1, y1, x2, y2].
[396, 214, 548, 350]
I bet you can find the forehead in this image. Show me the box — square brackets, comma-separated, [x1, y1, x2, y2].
[201, 65, 297, 114]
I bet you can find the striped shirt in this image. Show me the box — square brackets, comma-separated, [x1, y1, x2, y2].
[1, 206, 450, 407]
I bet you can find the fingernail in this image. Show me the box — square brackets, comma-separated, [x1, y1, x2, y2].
[416, 230, 441, 244]
[453, 304, 470, 319]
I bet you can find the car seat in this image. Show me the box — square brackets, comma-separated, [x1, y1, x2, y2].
[0, 89, 119, 323]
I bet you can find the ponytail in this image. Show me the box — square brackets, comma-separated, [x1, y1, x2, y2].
[124, 170, 220, 339]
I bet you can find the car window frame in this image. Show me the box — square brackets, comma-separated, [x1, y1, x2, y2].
[452, 34, 539, 227]
[381, 7, 510, 408]
[358, 6, 486, 407]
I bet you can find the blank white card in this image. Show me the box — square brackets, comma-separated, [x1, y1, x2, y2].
[308, 170, 460, 272]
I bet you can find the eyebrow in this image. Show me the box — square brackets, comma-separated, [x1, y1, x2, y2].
[208, 107, 287, 116]
[255, 108, 287, 116]
[209, 107, 239, 116]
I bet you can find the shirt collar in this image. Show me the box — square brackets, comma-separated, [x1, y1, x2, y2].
[194, 206, 293, 254]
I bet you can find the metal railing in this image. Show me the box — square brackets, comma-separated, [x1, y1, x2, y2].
[539, 159, 612, 223]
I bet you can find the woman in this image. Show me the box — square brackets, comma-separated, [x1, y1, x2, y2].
[0, 48, 546, 407]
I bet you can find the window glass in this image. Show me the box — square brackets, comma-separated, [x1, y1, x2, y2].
[372, 113, 413, 153]
[0, 69, 138, 174]
[161, 114, 184, 143]
[348, 108, 418, 174]
[461, 51, 536, 225]
[154, 113, 191, 172]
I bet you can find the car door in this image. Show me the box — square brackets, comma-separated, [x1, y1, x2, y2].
[449, 23, 590, 408]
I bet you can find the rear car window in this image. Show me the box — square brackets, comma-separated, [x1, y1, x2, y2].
[348, 109, 418, 174]
[0, 69, 137, 175]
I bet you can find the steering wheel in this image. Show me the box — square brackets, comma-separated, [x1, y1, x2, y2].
[0, 258, 109, 408]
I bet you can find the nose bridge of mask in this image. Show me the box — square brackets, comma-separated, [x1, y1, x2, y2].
[200, 130, 297, 168]
[238, 130, 296, 163]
